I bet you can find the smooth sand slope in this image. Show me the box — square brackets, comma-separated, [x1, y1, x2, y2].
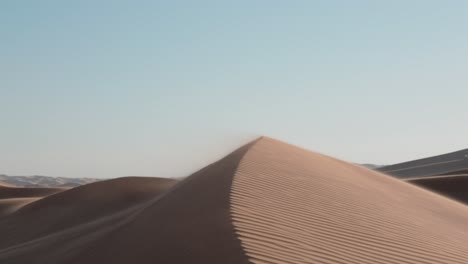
[0, 198, 42, 217]
[0, 177, 177, 250]
[0, 182, 15, 188]
[408, 174, 468, 205]
[0, 184, 64, 217]
[0, 185, 64, 199]
[2, 137, 468, 264]
[378, 148, 468, 178]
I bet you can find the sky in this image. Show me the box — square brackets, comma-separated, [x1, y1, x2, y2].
[1, 1, 468, 178]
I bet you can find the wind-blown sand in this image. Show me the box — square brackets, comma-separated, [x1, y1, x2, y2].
[1, 137, 468, 264]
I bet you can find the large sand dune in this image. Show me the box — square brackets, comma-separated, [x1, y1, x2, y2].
[1, 137, 468, 263]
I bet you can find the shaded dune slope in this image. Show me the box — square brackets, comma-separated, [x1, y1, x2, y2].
[0, 198, 41, 218]
[0, 186, 64, 199]
[0, 184, 64, 217]
[378, 148, 468, 178]
[408, 175, 468, 205]
[0, 177, 177, 250]
[2, 138, 468, 264]
[67, 142, 254, 264]
[438, 169, 468, 176]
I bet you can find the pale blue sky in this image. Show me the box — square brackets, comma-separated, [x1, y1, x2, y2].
[1, 1, 468, 178]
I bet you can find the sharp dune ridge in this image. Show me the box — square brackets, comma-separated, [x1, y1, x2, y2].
[2, 137, 468, 263]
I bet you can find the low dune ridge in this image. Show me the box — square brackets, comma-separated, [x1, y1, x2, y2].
[378, 148, 468, 178]
[0, 184, 65, 217]
[0, 186, 65, 200]
[2, 137, 468, 264]
[0, 176, 177, 250]
[437, 169, 468, 176]
[0, 175, 101, 188]
[0, 198, 42, 218]
[0, 182, 16, 188]
[408, 174, 468, 205]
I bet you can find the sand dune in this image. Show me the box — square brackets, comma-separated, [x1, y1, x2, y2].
[0, 177, 177, 250]
[378, 148, 468, 178]
[0, 186, 64, 200]
[2, 137, 468, 263]
[0, 175, 101, 188]
[438, 169, 468, 176]
[0, 184, 65, 217]
[0, 182, 16, 188]
[408, 174, 468, 205]
[0, 198, 41, 217]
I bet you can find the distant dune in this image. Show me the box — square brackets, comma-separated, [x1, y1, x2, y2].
[0, 185, 65, 200]
[0, 182, 15, 188]
[408, 174, 468, 204]
[0, 175, 101, 188]
[1, 137, 468, 263]
[360, 163, 384, 169]
[0, 184, 65, 217]
[378, 148, 468, 178]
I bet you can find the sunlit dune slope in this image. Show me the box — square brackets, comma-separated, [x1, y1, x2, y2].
[231, 138, 468, 264]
